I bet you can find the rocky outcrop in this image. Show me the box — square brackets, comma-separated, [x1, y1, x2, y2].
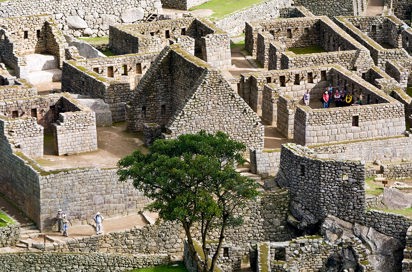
[322, 215, 404, 272]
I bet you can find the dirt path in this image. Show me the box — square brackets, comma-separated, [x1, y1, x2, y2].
[365, 0, 384, 16]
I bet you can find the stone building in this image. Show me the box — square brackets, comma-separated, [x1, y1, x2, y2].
[0, 14, 67, 84]
[62, 52, 158, 123]
[246, 16, 374, 72]
[126, 44, 264, 151]
[160, 0, 209, 10]
[109, 17, 231, 69]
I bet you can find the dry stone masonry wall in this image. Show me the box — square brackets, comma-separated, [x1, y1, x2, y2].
[0, 0, 162, 37]
[0, 221, 20, 247]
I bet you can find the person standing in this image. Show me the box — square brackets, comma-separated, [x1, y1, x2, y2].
[56, 209, 64, 233]
[303, 90, 310, 106]
[322, 91, 329, 108]
[61, 213, 72, 237]
[93, 212, 104, 235]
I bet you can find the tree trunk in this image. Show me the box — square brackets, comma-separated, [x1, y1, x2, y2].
[209, 217, 227, 272]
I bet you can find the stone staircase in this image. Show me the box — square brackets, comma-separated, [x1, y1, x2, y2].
[23, 53, 62, 85]
[236, 165, 264, 190]
[15, 222, 41, 249]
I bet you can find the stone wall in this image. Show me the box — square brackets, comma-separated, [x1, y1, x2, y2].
[311, 135, 412, 162]
[0, 221, 20, 247]
[127, 45, 264, 151]
[403, 226, 412, 271]
[293, 0, 359, 16]
[109, 18, 231, 70]
[0, 252, 169, 272]
[250, 149, 281, 177]
[160, 0, 209, 10]
[276, 144, 366, 224]
[215, 0, 292, 37]
[380, 161, 412, 179]
[0, 79, 37, 100]
[392, 0, 412, 21]
[0, 15, 67, 77]
[0, 0, 162, 37]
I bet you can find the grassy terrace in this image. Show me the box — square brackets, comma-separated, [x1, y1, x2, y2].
[130, 263, 187, 272]
[407, 86, 412, 97]
[288, 45, 326, 54]
[78, 36, 109, 45]
[377, 208, 412, 219]
[0, 211, 14, 227]
[365, 178, 384, 196]
[191, 0, 265, 20]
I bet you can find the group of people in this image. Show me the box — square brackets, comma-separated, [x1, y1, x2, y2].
[303, 84, 364, 108]
[55, 209, 104, 237]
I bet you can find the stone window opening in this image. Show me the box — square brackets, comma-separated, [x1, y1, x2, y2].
[122, 65, 128, 76]
[223, 247, 230, 258]
[294, 74, 300, 85]
[321, 70, 327, 81]
[304, 27, 309, 34]
[352, 115, 359, 127]
[371, 25, 377, 34]
[274, 247, 286, 261]
[300, 242, 305, 247]
[107, 66, 114, 77]
[161, 105, 166, 116]
[181, 28, 186, 35]
[165, 30, 170, 39]
[93, 67, 99, 74]
[36, 30, 41, 38]
[280, 76, 286, 87]
[136, 63, 142, 74]
[31, 108, 37, 118]
[300, 164, 305, 176]
[287, 29, 292, 38]
[307, 72, 313, 83]
[12, 110, 18, 118]
[23, 31, 28, 39]
[150, 32, 155, 36]
[266, 77, 272, 83]
[142, 106, 147, 117]
[169, 40, 174, 45]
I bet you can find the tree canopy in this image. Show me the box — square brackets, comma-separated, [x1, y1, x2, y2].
[118, 131, 259, 272]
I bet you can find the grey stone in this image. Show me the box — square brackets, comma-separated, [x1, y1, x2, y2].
[66, 16, 88, 29]
[121, 7, 145, 23]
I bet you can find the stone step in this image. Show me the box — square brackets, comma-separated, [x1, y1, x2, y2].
[25, 54, 58, 72]
[141, 211, 156, 225]
[26, 69, 62, 85]
[236, 167, 250, 173]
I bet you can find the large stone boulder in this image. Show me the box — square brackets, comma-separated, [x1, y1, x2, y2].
[322, 215, 404, 272]
[101, 14, 119, 30]
[66, 16, 88, 29]
[121, 8, 145, 23]
[383, 187, 412, 209]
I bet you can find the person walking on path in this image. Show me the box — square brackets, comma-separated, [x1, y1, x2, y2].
[61, 213, 72, 237]
[93, 212, 104, 235]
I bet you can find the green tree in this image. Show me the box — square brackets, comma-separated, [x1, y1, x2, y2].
[118, 131, 259, 272]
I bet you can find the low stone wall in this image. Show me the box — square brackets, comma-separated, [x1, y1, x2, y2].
[0, 252, 169, 272]
[0, 0, 162, 37]
[161, 0, 209, 10]
[250, 149, 281, 177]
[293, 0, 356, 16]
[403, 226, 412, 271]
[381, 162, 412, 179]
[0, 81, 37, 100]
[0, 221, 20, 247]
[216, 0, 292, 37]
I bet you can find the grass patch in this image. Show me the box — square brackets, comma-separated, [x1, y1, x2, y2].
[191, 0, 265, 20]
[288, 45, 326, 54]
[406, 86, 412, 98]
[231, 39, 245, 49]
[0, 211, 14, 227]
[365, 178, 384, 196]
[78, 36, 109, 45]
[129, 262, 188, 272]
[101, 49, 116, 57]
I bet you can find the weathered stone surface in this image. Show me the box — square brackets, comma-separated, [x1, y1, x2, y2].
[383, 187, 412, 209]
[121, 7, 145, 23]
[66, 16, 88, 29]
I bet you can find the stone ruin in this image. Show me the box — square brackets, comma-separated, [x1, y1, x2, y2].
[0, 0, 411, 271]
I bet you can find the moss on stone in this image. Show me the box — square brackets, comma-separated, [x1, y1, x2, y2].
[259, 242, 269, 272]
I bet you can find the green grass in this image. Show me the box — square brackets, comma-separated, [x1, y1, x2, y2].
[288, 45, 326, 54]
[191, 0, 265, 20]
[0, 211, 14, 227]
[365, 178, 384, 196]
[406, 86, 412, 98]
[101, 49, 116, 57]
[129, 263, 187, 272]
[78, 36, 109, 45]
[230, 39, 245, 49]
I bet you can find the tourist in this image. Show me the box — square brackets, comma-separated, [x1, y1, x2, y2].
[327, 84, 333, 107]
[61, 213, 72, 237]
[322, 91, 329, 108]
[303, 90, 310, 106]
[333, 89, 341, 107]
[56, 209, 64, 233]
[93, 212, 104, 235]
